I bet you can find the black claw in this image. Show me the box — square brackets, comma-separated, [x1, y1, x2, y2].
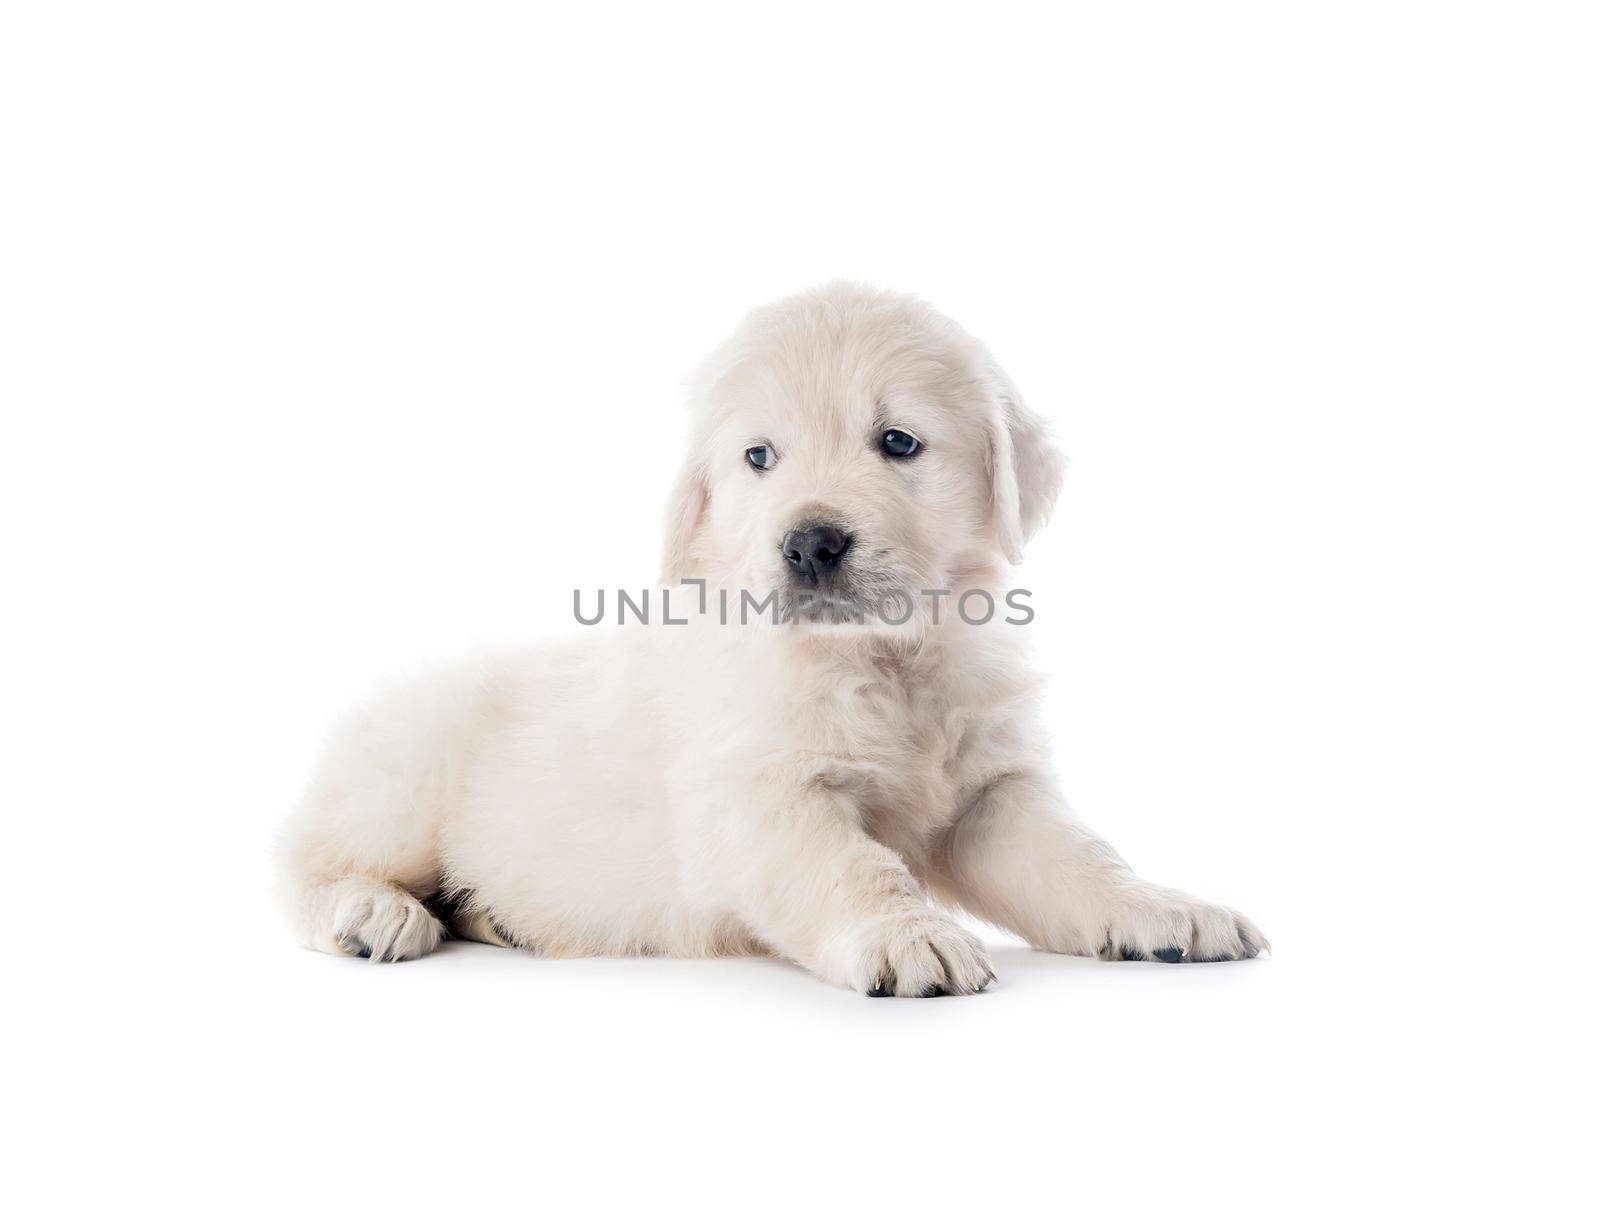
[1153, 946, 1184, 963]
[920, 983, 946, 998]
[1118, 945, 1145, 961]
[866, 983, 892, 997]
[335, 931, 373, 959]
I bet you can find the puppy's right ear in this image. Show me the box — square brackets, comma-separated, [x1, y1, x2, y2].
[660, 454, 710, 584]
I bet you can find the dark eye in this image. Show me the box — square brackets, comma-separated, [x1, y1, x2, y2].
[880, 429, 921, 458]
[746, 444, 775, 471]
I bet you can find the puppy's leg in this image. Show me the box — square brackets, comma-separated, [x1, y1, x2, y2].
[928, 775, 1269, 963]
[277, 789, 447, 962]
[712, 783, 995, 996]
[274, 673, 472, 963]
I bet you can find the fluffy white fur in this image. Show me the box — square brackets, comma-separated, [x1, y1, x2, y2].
[276, 282, 1267, 995]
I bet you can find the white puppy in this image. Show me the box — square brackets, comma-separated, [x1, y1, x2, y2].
[276, 282, 1267, 995]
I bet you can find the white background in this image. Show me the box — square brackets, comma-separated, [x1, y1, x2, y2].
[3, 3, 1596, 1201]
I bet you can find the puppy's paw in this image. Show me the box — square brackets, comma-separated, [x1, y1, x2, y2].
[1095, 882, 1269, 964]
[829, 909, 995, 997]
[327, 882, 445, 963]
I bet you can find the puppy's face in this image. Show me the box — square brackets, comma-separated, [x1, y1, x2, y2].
[663, 284, 1064, 631]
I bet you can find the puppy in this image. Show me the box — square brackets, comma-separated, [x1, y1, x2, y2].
[276, 282, 1267, 995]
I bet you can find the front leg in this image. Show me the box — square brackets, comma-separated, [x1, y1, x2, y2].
[695, 779, 995, 996]
[928, 774, 1269, 962]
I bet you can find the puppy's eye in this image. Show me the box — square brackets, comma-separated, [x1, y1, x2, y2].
[880, 429, 921, 458]
[746, 445, 776, 471]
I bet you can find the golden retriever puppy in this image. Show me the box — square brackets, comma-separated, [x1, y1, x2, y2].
[276, 282, 1267, 995]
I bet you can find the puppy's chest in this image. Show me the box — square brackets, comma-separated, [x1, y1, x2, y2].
[807, 664, 1000, 832]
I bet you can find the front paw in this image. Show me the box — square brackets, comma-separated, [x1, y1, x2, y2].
[824, 909, 996, 997]
[1096, 882, 1269, 963]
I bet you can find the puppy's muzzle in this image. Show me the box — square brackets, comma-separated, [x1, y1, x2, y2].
[782, 524, 852, 586]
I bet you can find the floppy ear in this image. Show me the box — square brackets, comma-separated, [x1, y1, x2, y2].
[988, 378, 1066, 565]
[660, 454, 710, 583]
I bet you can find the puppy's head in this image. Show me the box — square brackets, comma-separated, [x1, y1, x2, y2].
[662, 282, 1064, 630]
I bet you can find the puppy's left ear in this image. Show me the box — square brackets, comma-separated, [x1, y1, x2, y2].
[988, 372, 1066, 565]
[660, 454, 710, 584]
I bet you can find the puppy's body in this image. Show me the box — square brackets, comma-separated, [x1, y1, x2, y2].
[278, 283, 1266, 994]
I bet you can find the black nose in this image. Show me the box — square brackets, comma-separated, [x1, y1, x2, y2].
[782, 525, 852, 583]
